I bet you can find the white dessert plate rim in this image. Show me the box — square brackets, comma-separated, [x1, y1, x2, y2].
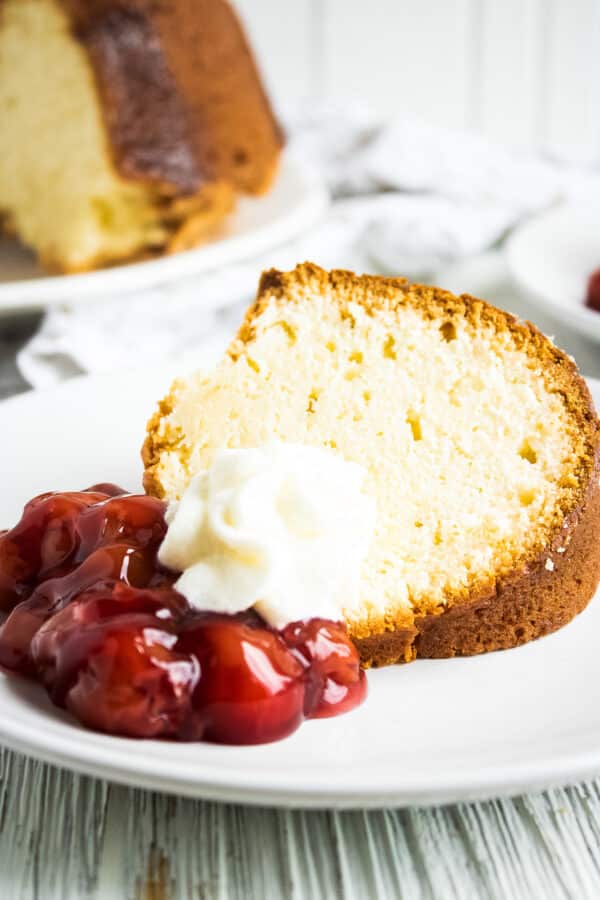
[0, 153, 327, 316]
[0, 365, 599, 809]
[506, 202, 600, 343]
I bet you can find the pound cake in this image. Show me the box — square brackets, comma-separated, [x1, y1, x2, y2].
[143, 263, 600, 667]
[0, 0, 283, 272]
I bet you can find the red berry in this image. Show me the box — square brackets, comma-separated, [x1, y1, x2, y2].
[282, 619, 367, 718]
[75, 495, 167, 561]
[0, 491, 108, 611]
[22, 489, 112, 514]
[177, 614, 306, 744]
[586, 268, 600, 312]
[0, 545, 176, 675]
[84, 483, 128, 497]
[64, 619, 198, 738]
[30, 583, 187, 703]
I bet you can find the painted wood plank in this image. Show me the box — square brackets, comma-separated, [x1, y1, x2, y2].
[231, 0, 314, 107]
[6, 747, 600, 898]
[323, 0, 473, 129]
[0, 750, 108, 899]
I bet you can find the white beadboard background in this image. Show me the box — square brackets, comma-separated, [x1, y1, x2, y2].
[233, 0, 600, 164]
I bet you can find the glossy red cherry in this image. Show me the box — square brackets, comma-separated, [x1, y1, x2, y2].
[64, 618, 198, 738]
[0, 547, 178, 676]
[586, 268, 600, 313]
[84, 483, 128, 497]
[282, 618, 367, 718]
[0, 491, 110, 611]
[32, 584, 188, 708]
[75, 495, 167, 562]
[177, 614, 306, 744]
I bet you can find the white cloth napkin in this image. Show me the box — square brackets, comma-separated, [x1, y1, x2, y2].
[18, 105, 600, 388]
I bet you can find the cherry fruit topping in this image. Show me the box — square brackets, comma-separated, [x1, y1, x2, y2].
[0, 487, 366, 744]
[177, 614, 306, 744]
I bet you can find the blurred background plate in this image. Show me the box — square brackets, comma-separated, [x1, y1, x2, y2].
[0, 153, 327, 317]
[506, 204, 600, 344]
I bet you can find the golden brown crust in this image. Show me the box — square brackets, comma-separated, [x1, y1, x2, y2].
[38, 181, 235, 274]
[142, 382, 184, 499]
[59, 0, 284, 197]
[144, 262, 600, 666]
[238, 262, 599, 468]
[354, 450, 600, 666]
[165, 183, 235, 255]
[351, 628, 418, 666]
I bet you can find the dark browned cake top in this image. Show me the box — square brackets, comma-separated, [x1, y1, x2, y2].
[59, 0, 284, 195]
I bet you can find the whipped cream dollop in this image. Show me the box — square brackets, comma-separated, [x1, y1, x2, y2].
[158, 442, 376, 628]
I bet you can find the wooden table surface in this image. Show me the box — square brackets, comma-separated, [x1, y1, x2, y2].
[1, 265, 600, 899]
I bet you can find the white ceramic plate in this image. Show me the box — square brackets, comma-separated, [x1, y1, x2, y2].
[0, 154, 327, 317]
[506, 203, 600, 343]
[1, 368, 600, 808]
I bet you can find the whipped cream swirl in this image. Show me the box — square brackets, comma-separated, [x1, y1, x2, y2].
[158, 442, 376, 628]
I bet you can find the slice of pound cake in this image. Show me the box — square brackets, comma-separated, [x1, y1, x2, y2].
[143, 263, 600, 667]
